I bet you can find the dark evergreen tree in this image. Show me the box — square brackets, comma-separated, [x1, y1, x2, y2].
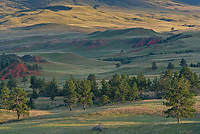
[152, 62, 158, 70]
[116, 63, 121, 68]
[7, 77, 17, 90]
[152, 76, 159, 93]
[137, 73, 147, 93]
[46, 77, 59, 105]
[63, 80, 77, 111]
[180, 58, 187, 68]
[21, 76, 28, 86]
[127, 82, 138, 101]
[31, 89, 39, 101]
[87, 74, 100, 99]
[29, 76, 38, 90]
[37, 78, 46, 96]
[69, 74, 76, 83]
[0, 86, 10, 109]
[10, 87, 30, 120]
[167, 62, 174, 69]
[101, 79, 110, 96]
[77, 79, 93, 110]
[179, 67, 192, 80]
[147, 78, 152, 89]
[163, 76, 196, 123]
[118, 80, 129, 102]
[197, 62, 200, 67]
[99, 95, 109, 106]
[27, 97, 35, 109]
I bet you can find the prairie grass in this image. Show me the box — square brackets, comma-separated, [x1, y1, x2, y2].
[0, 98, 199, 134]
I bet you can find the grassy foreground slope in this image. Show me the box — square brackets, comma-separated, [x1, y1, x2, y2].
[0, 97, 199, 134]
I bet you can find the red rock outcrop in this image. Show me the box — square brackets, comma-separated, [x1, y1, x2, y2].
[0, 60, 40, 81]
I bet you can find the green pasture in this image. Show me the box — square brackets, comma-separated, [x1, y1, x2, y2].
[1, 29, 200, 82]
[0, 97, 199, 134]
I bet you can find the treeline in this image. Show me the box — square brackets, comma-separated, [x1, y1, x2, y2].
[27, 64, 42, 71]
[103, 57, 131, 65]
[175, 49, 200, 54]
[0, 67, 199, 120]
[190, 62, 200, 67]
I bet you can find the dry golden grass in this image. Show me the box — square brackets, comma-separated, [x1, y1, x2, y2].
[0, 109, 52, 123]
[29, 110, 52, 117]
[1, 4, 200, 33]
[84, 106, 166, 117]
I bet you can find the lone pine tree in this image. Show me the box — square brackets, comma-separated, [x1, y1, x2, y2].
[163, 76, 196, 123]
[10, 87, 30, 120]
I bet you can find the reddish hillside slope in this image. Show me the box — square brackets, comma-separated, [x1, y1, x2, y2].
[0, 60, 40, 80]
[132, 37, 163, 47]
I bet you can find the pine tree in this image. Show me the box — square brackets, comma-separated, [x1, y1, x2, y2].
[118, 80, 129, 102]
[116, 63, 121, 68]
[21, 76, 28, 86]
[63, 80, 77, 111]
[46, 77, 59, 105]
[69, 74, 76, 83]
[31, 89, 39, 101]
[101, 79, 110, 97]
[99, 95, 109, 106]
[180, 58, 187, 68]
[87, 74, 100, 99]
[0, 86, 10, 109]
[37, 78, 46, 96]
[10, 87, 30, 120]
[163, 76, 196, 123]
[152, 62, 158, 70]
[127, 82, 138, 101]
[7, 77, 17, 90]
[27, 96, 35, 109]
[29, 76, 38, 90]
[167, 62, 174, 69]
[137, 73, 147, 93]
[77, 79, 93, 110]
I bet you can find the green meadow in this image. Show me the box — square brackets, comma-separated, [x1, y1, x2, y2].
[0, 97, 199, 134]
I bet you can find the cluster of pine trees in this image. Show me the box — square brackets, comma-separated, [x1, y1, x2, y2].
[0, 80, 29, 120]
[0, 66, 198, 122]
[28, 67, 200, 111]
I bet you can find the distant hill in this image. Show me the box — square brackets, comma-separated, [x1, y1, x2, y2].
[0, 0, 199, 12]
[0, 0, 199, 33]
[175, 0, 200, 5]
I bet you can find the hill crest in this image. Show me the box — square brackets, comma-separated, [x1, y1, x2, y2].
[0, 0, 199, 12]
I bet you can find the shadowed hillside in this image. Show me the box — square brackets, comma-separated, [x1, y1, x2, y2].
[1, 0, 199, 12]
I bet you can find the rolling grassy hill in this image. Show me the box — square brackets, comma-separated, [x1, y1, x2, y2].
[0, 0, 200, 33]
[1, 0, 199, 12]
[0, 97, 199, 134]
[0, 27, 199, 82]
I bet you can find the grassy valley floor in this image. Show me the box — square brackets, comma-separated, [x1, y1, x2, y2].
[0, 97, 199, 134]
